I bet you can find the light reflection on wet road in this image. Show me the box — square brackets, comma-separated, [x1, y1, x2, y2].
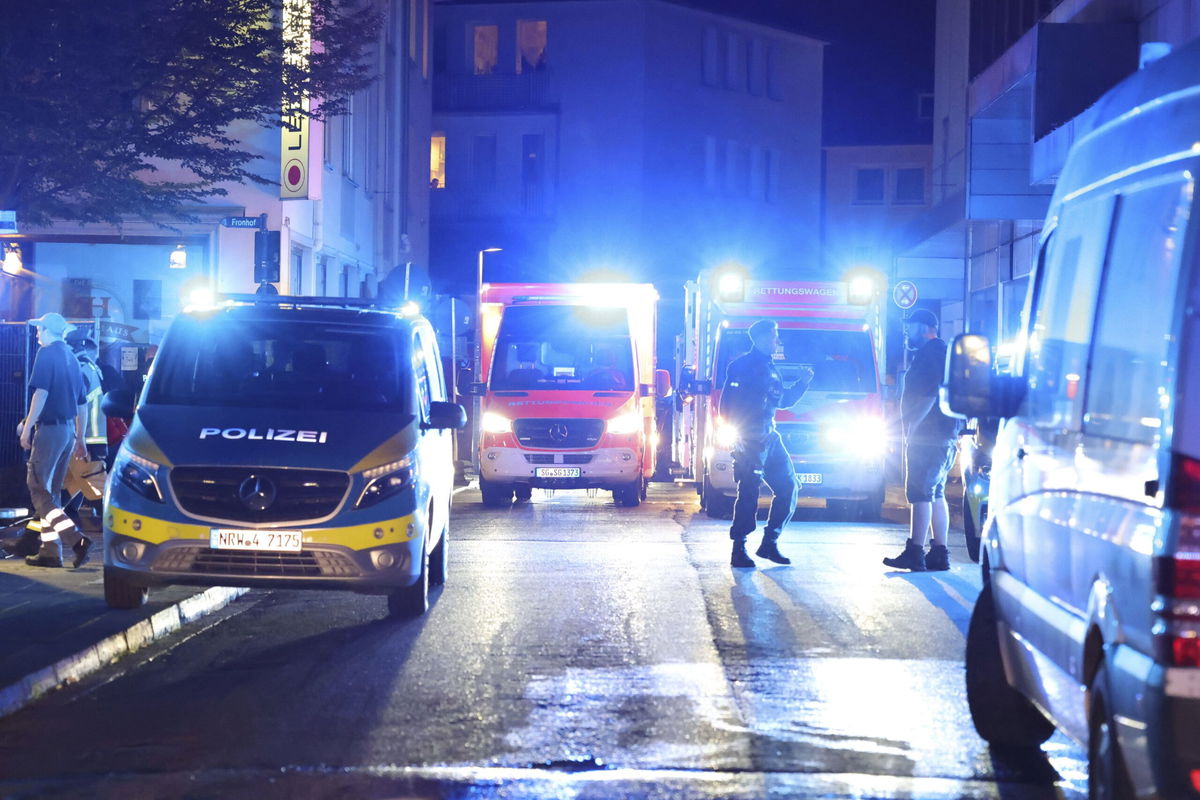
[0, 484, 1086, 799]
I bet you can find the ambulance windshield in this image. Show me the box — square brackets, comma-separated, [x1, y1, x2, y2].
[491, 305, 635, 391]
[147, 316, 410, 412]
[716, 328, 878, 393]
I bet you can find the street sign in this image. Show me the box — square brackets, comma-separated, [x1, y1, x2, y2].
[893, 280, 918, 310]
[221, 216, 265, 229]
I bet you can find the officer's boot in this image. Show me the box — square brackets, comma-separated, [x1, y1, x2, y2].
[26, 537, 64, 568]
[925, 543, 950, 571]
[882, 539, 926, 571]
[731, 537, 756, 568]
[755, 530, 791, 565]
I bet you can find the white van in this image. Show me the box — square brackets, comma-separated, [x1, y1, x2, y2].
[943, 40, 1200, 798]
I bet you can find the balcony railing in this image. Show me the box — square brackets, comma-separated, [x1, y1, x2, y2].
[434, 71, 556, 112]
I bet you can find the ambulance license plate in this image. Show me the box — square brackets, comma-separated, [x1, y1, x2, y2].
[535, 467, 581, 479]
[210, 529, 303, 552]
[797, 473, 823, 484]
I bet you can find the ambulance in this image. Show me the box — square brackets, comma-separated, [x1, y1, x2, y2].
[471, 283, 670, 507]
[673, 269, 887, 519]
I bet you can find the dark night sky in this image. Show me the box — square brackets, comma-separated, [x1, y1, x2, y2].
[674, 0, 937, 145]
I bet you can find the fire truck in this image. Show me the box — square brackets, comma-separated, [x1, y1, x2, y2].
[471, 283, 671, 508]
[673, 269, 887, 520]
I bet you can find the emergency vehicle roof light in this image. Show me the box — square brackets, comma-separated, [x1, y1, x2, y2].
[716, 269, 745, 303]
[848, 276, 875, 305]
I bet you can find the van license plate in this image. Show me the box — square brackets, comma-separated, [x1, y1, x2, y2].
[210, 529, 303, 552]
[797, 473, 823, 484]
[535, 467, 581, 478]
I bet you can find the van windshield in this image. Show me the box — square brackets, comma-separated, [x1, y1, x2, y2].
[716, 328, 878, 393]
[490, 305, 635, 391]
[147, 316, 410, 412]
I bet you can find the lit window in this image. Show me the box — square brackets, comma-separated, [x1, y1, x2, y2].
[430, 134, 446, 189]
[516, 20, 547, 73]
[473, 25, 498, 75]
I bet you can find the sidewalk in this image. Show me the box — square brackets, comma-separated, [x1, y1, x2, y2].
[0, 554, 245, 718]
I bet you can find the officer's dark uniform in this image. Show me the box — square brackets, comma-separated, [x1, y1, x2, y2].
[720, 348, 810, 552]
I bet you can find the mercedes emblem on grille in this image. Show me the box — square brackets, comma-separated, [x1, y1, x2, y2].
[549, 423, 570, 443]
[237, 474, 277, 512]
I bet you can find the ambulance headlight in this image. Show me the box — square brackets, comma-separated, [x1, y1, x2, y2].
[823, 417, 887, 458]
[714, 419, 739, 450]
[357, 457, 415, 509]
[606, 412, 643, 435]
[112, 448, 165, 503]
[480, 412, 513, 434]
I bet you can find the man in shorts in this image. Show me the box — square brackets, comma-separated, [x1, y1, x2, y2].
[883, 308, 960, 572]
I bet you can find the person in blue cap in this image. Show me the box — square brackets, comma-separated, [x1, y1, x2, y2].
[19, 313, 90, 568]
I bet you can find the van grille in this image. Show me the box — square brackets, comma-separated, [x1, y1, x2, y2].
[170, 467, 349, 524]
[154, 546, 358, 577]
[778, 424, 824, 457]
[523, 453, 595, 465]
[513, 418, 604, 449]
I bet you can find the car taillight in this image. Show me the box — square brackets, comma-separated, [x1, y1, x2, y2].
[1156, 555, 1200, 600]
[1155, 550, 1200, 666]
[1166, 452, 1200, 514]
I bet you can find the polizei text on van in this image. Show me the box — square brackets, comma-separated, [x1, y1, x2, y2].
[199, 427, 329, 443]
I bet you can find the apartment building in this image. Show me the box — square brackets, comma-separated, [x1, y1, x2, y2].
[900, 0, 1200, 345]
[429, 0, 825, 294]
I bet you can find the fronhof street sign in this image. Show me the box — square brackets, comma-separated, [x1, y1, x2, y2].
[893, 280, 918, 310]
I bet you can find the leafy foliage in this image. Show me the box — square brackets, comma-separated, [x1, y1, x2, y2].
[0, 0, 380, 225]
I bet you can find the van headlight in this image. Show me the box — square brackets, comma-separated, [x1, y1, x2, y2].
[714, 418, 739, 449]
[356, 457, 415, 509]
[481, 412, 513, 434]
[606, 411, 642, 435]
[823, 417, 887, 458]
[112, 448, 165, 503]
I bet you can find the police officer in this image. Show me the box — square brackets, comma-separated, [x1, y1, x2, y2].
[20, 313, 90, 568]
[720, 319, 813, 568]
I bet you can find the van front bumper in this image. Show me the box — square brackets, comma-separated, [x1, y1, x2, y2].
[708, 450, 885, 499]
[479, 446, 643, 489]
[103, 503, 426, 594]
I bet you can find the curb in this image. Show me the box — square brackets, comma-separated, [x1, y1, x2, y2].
[0, 585, 248, 720]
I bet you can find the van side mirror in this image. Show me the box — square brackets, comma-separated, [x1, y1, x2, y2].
[941, 334, 994, 419]
[427, 401, 468, 430]
[654, 369, 672, 398]
[101, 389, 135, 419]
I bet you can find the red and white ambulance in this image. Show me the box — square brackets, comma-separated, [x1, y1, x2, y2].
[472, 283, 670, 507]
[673, 269, 887, 519]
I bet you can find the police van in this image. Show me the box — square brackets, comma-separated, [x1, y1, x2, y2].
[943, 39, 1200, 797]
[101, 295, 466, 618]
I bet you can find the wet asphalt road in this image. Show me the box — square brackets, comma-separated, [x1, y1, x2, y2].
[0, 484, 1086, 799]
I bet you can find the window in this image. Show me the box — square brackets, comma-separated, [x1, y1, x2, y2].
[918, 92, 934, 120]
[317, 256, 328, 296]
[433, 24, 447, 74]
[341, 98, 355, 180]
[766, 44, 783, 100]
[413, 330, 432, 418]
[473, 24, 498, 75]
[516, 20, 547, 73]
[289, 247, 304, 296]
[522, 134, 545, 213]
[1021, 193, 1115, 429]
[702, 27, 720, 86]
[473, 134, 496, 187]
[1084, 178, 1191, 443]
[747, 39, 766, 96]
[724, 33, 741, 89]
[895, 167, 926, 204]
[855, 168, 885, 204]
[429, 133, 446, 189]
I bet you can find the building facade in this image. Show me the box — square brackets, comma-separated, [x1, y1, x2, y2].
[901, 0, 1200, 348]
[4, 0, 433, 350]
[429, 0, 825, 296]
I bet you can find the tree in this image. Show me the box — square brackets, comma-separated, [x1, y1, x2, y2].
[0, 0, 381, 226]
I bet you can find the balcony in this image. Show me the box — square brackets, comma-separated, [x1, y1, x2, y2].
[434, 71, 557, 113]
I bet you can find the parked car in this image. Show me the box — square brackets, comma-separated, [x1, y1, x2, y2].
[943, 39, 1200, 798]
